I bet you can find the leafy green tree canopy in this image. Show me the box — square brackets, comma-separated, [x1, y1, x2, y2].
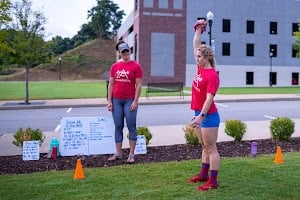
[87, 0, 125, 39]
[0, 0, 11, 26]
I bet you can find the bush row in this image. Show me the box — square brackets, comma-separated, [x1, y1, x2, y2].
[184, 117, 295, 145]
[12, 117, 295, 147]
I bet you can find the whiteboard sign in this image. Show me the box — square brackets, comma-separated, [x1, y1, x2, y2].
[22, 141, 40, 160]
[134, 135, 147, 155]
[60, 117, 115, 156]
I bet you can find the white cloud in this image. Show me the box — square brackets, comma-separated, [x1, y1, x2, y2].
[30, 0, 133, 40]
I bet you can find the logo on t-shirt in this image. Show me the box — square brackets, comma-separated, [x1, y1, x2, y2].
[193, 74, 202, 87]
[116, 69, 130, 82]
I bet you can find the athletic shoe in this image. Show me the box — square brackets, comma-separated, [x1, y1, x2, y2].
[197, 180, 219, 191]
[188, 174, 208, 183]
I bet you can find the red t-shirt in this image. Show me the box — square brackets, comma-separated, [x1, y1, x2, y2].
[191, 67, 219, 113]
[110, 60, 143, 99]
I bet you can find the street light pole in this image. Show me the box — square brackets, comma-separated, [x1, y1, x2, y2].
[206, 11, 214, 46]
[58, 57, 62, 81]
[269, 52, 273, 87]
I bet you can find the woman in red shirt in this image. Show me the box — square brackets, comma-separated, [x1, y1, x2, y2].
[107, 41, 143, 164]
[188, 19, 221, 191]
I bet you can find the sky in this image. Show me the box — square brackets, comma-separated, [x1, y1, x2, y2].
[31, 0, 134, 40]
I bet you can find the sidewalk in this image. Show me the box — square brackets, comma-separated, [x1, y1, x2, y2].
[0, 94, 299, 156]
[1, 93, 300, 110]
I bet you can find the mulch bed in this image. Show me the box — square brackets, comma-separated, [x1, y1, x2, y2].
[1, 137, 300, 175]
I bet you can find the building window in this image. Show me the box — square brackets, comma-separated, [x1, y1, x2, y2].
[135, 0, 138, 10]
[128, 25, 133, 34]
[246, 72, 254, 85]
[292, 72, 299, 85]
[246, 43, 254, 57]
[173, 0, 183, 9]
[246, 20, 255, 34]
[292, 23, 299, 35]
[270, 22, 277, 35]
[159, 0, 168, 8]
[144, 0, 154, 8]
[222, 43, 231, 56]
[222, 19, 231, 32]
[270, 72, 277, 86]
[270, 44, 277, 57]
[292, 47, 298, 58]
[134, 34, 137, 61]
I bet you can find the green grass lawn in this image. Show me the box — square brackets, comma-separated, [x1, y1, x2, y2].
[1, 152, 299, 200]
[0, 81, 299, 100]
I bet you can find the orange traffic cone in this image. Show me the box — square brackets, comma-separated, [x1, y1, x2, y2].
[273, 146, 284, 164]
[74, 159, 85, 179]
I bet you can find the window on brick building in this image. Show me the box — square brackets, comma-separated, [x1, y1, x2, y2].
[144, 0, 154, 8]
[134, 34, 137, 60]
[159, 0, 168, 8]
[173, 0, 183, 9]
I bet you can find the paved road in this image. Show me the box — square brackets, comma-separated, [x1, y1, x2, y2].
[1, 101, 299, 134]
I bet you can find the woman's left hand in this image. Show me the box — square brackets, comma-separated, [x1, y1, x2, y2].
[130, 101, 138, 111]
[191, 116, 202, 128]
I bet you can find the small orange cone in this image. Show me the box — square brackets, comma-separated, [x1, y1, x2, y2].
[273, 146, 284, 164]
[74, 159, 85, 179]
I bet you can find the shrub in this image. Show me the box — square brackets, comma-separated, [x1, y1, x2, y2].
[12, 128, 45, 146]
[270, 117, 295, 141]
[183, 124, 199, 145]
[224, 119, 247, 141]
[137, 127, 153, 145]
[127, 126, 153, 145]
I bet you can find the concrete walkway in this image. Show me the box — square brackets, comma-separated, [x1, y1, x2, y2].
[0, 94, 299, 156]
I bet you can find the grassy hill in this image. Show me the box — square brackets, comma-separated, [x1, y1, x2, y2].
[0, 39, 116, 81]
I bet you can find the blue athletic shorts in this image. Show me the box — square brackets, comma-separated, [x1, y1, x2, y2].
[195, 110, 220, 128]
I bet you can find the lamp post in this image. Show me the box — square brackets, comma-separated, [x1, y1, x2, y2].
[269, 52, 273, 87]
[206, 11, 214, 46]
[58, 57, 62, 81]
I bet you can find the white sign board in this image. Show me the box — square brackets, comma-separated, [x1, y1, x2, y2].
[134, 135, 147, 154]
[60, 116, 115, 156]
[22, 141, 40, 160]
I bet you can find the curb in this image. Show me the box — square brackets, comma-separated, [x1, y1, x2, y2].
[1, 97, 300, 110]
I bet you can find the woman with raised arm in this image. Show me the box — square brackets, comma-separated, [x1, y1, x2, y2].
[187, 19, 221, 191]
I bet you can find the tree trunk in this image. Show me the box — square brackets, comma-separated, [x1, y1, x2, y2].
[24, 65, 30, 105]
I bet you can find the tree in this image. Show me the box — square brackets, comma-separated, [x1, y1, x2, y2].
[10, 0, 47, 104]
[0, 0, 11, 25]
[0, 0, 15, 71]
[49, 36, 73, 55]
[72, 23, 96, 47]
[87, 0, 125, 39]
[293, 24, 300, 58]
